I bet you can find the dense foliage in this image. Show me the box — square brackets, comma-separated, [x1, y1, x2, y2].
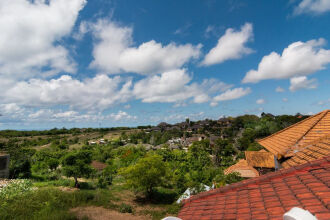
[0, 113, 307, 219]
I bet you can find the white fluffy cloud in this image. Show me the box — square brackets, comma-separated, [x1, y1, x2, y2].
[243, 39, 330, 83]
[3, 74, 132, 110]
[0, 103, 24, 118]
[213, 87, 251, 102]
[133, 69, 232, 104]
[289, 76, 318, 91]
[202, 23, 253, 66]
[0, 0, 86, 79]
[90, 20, 201, 75]
[28, 109, 96, 122]
[276, 86, 285, 92]
[150, 112, 205, 124]
[24, 108, 136, 123]
[294, 0, 330, 15]
[256, 99, 265, 104]
[109, 111, 137, 121]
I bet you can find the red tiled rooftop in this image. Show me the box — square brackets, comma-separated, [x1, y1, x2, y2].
[91, 160, 107, 171]
[178, 155, 330, 220]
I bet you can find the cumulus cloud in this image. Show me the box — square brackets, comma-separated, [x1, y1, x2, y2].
[213, 87, 251, 102]
[0, 103, 24, 117]
[289, 76, 318, 91]
[90, 20, 201, 75]
[0, 0, 86, 79]
[26, 108, 137, 123]
[256, 99, 265, 104]
[294, 0, 330, 15]
[150, 112, 204, 124]
[243, 39, 330, 83]
[133, 69, 232, 104]
[109, 111, 137, 121]
[3, 74, 132, 110]
[202, 23, 253, 66]
[276, 86, 285, 92]
[27, 109, 101, 122]
[210, 102, 218, 107]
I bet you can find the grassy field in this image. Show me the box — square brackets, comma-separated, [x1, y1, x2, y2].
[0, 176, 180, 220]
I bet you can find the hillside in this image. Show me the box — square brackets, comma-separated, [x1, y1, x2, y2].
[0, 113, 308, 219]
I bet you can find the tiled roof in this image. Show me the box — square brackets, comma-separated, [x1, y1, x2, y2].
[223, 159, 259, 178]
[258, 110, 330, 158]
[245, 150, 275, 168]
[282, 135, 330, 169]
[91, 160, 107, 171]
[178, 156, 330, 220]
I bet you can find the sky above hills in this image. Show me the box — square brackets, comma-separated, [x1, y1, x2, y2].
[0, 0, 330, 129]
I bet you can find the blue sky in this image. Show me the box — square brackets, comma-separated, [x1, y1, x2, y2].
[0, 0, 330, 130]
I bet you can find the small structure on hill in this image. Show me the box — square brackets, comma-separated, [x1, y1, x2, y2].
[91, 160, 107, 172]
[0, 153, 9, 178]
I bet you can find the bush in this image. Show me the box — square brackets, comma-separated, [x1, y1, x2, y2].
[119, 203, 133, 213]
[0, 188, 115, 220]
[0, 179, 34, 200]
[120, 154, 167, 198]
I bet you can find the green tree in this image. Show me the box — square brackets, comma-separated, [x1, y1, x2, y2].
[61, 150, 94, 188]
[120, 154, 167, 198]
[213, 139, 235, 166]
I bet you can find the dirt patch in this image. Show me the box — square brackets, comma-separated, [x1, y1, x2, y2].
[57, 186, 79, 192]
[112, 190, 165, 216]
[71, 206, 150, 220]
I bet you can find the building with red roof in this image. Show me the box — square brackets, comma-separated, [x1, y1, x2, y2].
[178, 156, 330, 220]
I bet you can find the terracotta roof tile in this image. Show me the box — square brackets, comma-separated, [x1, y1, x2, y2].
[223, 159, 259, 178]
[91, 160, 107, 171]
[245, 151, 275, 168]
[258, 110, 330, 158]
[178, 156, 330, 220]
[282, 135, 330, 168]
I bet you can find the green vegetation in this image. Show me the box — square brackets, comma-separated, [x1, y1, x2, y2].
[120, 154, 167, 198]
[0, 113, 307, 219]
[61, 150, 94, 188]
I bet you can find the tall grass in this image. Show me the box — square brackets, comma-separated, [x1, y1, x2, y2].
[0, 188, 117, 220]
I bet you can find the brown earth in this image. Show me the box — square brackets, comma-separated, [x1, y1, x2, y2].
[71, 206, 150, 220]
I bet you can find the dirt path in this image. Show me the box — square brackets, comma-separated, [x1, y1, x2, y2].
[71, 206, 150, 220]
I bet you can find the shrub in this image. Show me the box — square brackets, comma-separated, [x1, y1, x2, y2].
[0, 179, 34, 200]
[120, 154, 167, 198]
[119, 203, 133, 213]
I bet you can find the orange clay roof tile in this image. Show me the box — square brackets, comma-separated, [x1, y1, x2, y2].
[258, 110, 330, 158]
[245, 151, 275, 168]
[224, 159, 259, 178]
[282, 135, 330, 168]
[178, 156, 330, 220]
